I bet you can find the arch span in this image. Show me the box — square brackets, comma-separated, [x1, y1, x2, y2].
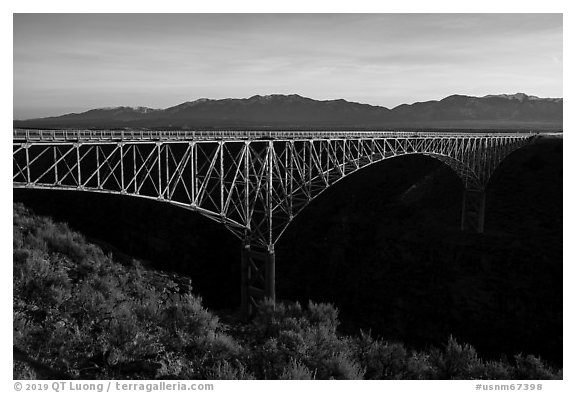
[272, 151, 478, 245]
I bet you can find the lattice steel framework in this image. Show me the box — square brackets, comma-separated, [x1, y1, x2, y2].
[13, 129, 535, 315]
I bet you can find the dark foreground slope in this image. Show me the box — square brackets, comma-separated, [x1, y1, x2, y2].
[13, 204, 561, 379]
[13, 136, 563, 368]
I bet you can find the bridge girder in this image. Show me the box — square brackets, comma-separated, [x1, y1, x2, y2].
[13, 130, 533, 247]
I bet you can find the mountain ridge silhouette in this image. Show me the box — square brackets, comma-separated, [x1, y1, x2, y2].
[14, 93, 562, 130]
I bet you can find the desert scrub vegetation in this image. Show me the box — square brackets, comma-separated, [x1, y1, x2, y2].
[13, 203, 232, 379]
[13, 203, 562, 380]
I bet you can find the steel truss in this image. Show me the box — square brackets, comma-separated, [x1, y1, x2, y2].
[13, 129, 534, 316]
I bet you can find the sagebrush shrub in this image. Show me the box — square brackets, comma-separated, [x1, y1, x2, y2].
[429, 336, 483, 379]
[352, 332, 408, 379]
[481, 360, 513, 379]
[405, 352, 436, 379]
[314, 354, 365, 380]
[305, 301, 339, 332]
[280, 359, 314, 380]
[203, 360, 255, 380]
[513, 354, 557, 380]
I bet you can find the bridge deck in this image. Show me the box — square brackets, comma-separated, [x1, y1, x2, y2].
[13, 129, 535, 143]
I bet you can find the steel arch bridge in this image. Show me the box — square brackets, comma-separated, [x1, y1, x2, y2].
[13, 129, 534, 315]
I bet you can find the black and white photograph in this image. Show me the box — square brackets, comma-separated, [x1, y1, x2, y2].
[9, 5, 567, 388]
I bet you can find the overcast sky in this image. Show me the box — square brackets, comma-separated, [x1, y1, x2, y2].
[13, 13, 562, 119]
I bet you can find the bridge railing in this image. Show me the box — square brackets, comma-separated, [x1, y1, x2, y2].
[13, 128, 537, 142]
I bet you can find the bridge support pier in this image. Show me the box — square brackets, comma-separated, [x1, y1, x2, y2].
[461, 189, 486, 233]
[240, 242, 276, 318]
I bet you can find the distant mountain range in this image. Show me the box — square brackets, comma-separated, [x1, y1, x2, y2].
[14, 93, 563, 130]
